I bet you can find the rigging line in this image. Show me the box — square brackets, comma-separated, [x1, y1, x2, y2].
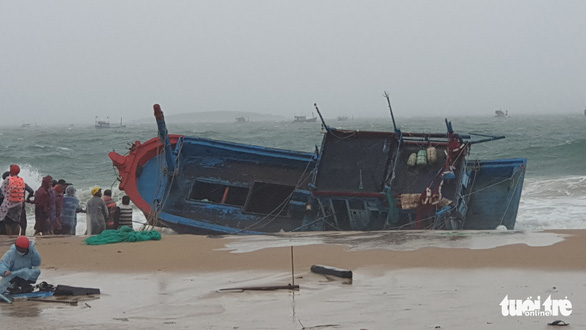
[142, 154, 163, 230]
[109, 177, 119, 191]
[461, 165, 524, 198]
[305, 212, 343, 231]
[292, 154, 316, 190]
[383, 203, 451, 230]
[290, 214, 335, 232]
[111, 163, 120, 180]
[458, 160, 479, 229]
[498, 165, 525, 226]
[319, 217, 343, 231]
[155, 139, 184, 219]
[423, 141, 469, 189]
[146, 139, 174, 228]
[241, 169, 314, 231]
[254, 158, 313, 224]
[232, 157, 315, 233]
[385, 213, 440, 230]
[328, 130, 358, 140]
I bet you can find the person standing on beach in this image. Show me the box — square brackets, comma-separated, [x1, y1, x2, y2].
[86, 187, 108, 235]
[117, 195, 133, 229]
[55, 179, 69, 191]
[0, 236, 41, 294]
[0, 172, 8, 235]
[2, 170, 36, 236]
[34, 175, 55, 235]
[51, 184, 65, 234]
[102, 189, 118, 230]
[0, 165, 28, 236]
[62, 185, 84, 235]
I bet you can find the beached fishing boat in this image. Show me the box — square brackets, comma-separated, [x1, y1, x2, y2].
[109, 100, 526, 235]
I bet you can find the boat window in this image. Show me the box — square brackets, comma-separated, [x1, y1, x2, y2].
[244, 182, 295, 215]
[224, 186, 249, 206]
[189, 181, 249, 206]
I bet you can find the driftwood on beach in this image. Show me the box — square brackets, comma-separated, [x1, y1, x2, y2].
[218, 284, 299, 292]
[310, 264, 353, 279]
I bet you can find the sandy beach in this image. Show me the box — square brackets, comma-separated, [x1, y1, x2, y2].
[1, 229, 585, 329]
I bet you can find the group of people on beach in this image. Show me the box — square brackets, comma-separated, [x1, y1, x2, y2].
[0, 164, 133, 237]
[0, 164, 134, 296]
[84, 186, 133, 235]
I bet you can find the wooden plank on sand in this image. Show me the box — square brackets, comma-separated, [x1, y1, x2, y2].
[310, 264, 353, 279]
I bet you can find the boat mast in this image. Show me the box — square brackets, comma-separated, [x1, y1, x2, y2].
[313, 103, 330, 132]
[153, 104, 176, 174]
[383, 91, 399, 134]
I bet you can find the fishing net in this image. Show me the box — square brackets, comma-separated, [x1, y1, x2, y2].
[84, 226, 162, 245]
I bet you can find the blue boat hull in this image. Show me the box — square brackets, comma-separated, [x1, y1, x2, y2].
[110, 105, 527, 234]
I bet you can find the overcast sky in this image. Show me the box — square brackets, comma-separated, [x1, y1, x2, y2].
[2, 1, 585, 126]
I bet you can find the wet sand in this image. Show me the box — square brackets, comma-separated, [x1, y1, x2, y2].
[1, 229, 585, 329]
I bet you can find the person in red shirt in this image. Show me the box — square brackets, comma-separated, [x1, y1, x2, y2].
[102, 189, 118, 229]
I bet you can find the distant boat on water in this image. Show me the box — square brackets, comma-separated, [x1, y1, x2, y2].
[95, 116, 126, 129]
[21, 123, 32, 128]
[235, 116, 249, 123]
[495, 110, 508, 118]
[337, 115, 349, 121]
[293, 113, 317, 123]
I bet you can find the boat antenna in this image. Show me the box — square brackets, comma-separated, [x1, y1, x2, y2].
[313, 103, 330, 132]
[383, 91, 399, 133]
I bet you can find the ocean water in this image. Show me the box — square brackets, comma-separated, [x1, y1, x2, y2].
[1, 113, 585, 233]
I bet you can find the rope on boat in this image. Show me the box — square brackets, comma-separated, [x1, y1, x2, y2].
[231, 155, 316, 234]
[384, 213, 443, 230]
[461, 164, 524, 198]
[328, 130, 358, 140]
[142, 136, 185, 232]
[498, 164, 525, 226]
[290, 213, 337, 232]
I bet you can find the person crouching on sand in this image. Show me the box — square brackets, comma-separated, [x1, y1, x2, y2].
[86, 187, 108, 235]
[0, 236, 41, 294]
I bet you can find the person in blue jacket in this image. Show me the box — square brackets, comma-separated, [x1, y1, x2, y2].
[0, 236, 41, 294]
[62, 185, 84, 235]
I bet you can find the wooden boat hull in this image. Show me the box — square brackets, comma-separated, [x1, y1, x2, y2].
[111, 134, 317, 235]
[109, 105, 527, 234]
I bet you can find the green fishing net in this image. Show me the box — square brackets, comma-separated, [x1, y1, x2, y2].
[84, 226, 162, 245]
